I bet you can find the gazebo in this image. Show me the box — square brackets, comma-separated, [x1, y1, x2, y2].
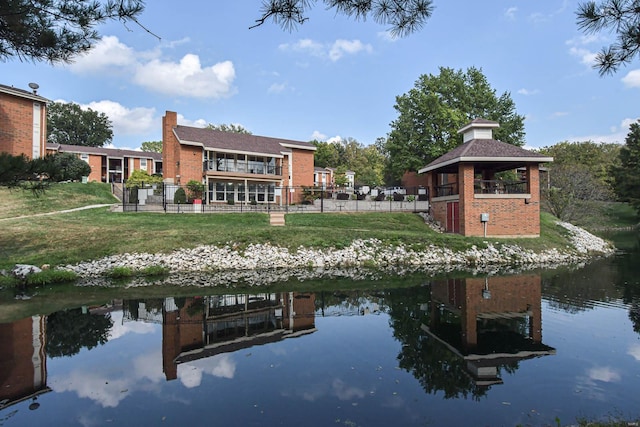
[418, 119, 553, 237]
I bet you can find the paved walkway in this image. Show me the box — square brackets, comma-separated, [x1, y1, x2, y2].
[0, 204, 117, 222]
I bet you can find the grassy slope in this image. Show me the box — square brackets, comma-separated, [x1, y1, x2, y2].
[0, 182, 118, 219]
[0, 182, 623, 270]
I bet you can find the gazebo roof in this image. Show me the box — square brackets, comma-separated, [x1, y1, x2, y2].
[418, 138, 553, 174]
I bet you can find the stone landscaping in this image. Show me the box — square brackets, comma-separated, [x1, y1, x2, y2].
[43, 221, 615, 288]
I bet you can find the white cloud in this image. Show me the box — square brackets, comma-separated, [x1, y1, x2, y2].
[327, 135, 343, 144]
[134, 55, 236, 99]
[628, 343, 640, 361]
[67, 36, 236, 99]
[517, 88, 539, 96]
[587, 366, 621, 383]
[566, 36, 601, 67]
[280, 38, 373, 62]
[552, 111, 569, 118]
[177, 354, 237, 389]
[329, 39, 373, 62]
[177, 113, 208, 128]
[81, 100, 156, 136]
[268, 82, 287, 94]
[504, 7, 517, 20]
[67, 36, 137, 74]
[567, 117, 637, 144]
[311, 130, 326, 140]
[622, 69, 640, 88]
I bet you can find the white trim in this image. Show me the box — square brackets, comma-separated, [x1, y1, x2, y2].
[418, 156, 554, 173]
[457, 121, 499, 134]
[280, 142, 316, 151]
[205, 147, 284, 159]
[474, 193, 531, 199]
[431, 195, 460, 202]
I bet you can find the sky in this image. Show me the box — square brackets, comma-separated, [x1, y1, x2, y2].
[3, 1, 639, 151]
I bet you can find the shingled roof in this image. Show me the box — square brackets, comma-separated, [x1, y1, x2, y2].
[47, 143, 162, 160]
[0, 83, 49, 103]
[418, 138, 553, 174]
[173, 125, 315, 157]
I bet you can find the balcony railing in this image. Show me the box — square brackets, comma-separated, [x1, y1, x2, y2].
[475, 179, 528, 194]
[434, 182, 459, 197]
[203, 161, 282, 176]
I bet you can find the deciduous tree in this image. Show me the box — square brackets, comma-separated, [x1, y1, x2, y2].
[141, 140, 162, 153]
[385, 67, 525, 181]
[47, 101, 113, 147]
[205, 123, 252, 134]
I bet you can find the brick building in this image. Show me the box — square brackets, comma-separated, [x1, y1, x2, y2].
[0, 83, 49, 159]
[46, 143, 162, 183]
[418, 119, 553, 237]
[162, 111, 316, 204]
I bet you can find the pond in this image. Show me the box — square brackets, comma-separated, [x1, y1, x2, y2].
[1, 232, 639, 427]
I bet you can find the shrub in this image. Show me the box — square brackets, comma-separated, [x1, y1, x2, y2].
[336, 192, 350, 200]
[42, 153, 91, 182]
[186, 180, 205, 200]
[174, 187, 187, 204]
[25, 269, 78, 285]
[140, 265, 169, 277]
[107, 266, 134, 278]
[375, 193, 386, 202]
[407, 195, 416, 202]
[126, 169, 163, 187]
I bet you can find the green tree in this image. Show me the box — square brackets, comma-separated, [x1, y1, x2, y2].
[46, 308, 113, 358]
[312, 140, 341, 168]
[206, 123, 252, 134]
[47, 102, 113, 147]
[141, 140, 162, 153]
[576, 0, 640, 74]
[537, 141, 621, 190]
[612, 120, 640, 216]
[0, 0, 148, 63]
[251, 0, 434, 37]
[41, 153, 91, 182]
[385, 67, 525, 181]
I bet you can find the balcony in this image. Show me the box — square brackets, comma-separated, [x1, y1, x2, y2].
[474, 179, 528, 194]
[203, 161, 282, 176]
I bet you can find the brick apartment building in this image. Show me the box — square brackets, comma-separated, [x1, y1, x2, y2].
[0, 83, 49, 159]
[46, 143, 162, 183]
[162, 111, 316, 204]
[418, 119, 553, 237]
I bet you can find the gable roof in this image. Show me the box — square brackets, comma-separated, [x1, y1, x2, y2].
[173, 126, 315, 157]
[0, 83, 49, 103]
[47, 143, 162, 160]
[418, 139, 553, 174]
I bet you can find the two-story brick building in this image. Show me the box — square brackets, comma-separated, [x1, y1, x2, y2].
[162, 111, 316, 204]
[46, 143, 162, 183]
[0, 83, 49, 159]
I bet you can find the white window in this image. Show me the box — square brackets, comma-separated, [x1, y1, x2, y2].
[141, 158, 147, 171]
[80, 153, 89, 163]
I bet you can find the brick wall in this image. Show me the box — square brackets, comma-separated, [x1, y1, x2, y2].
[87, 154, 103, 182]
[288, 148, 315, 203]
[162, 111, 179, 183]
[178, 145, 203, 185]
[0, 93, 47, 159]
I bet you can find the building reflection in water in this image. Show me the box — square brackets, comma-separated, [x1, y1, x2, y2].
[423, 274, 555, 386]
[0, 316, 50, 411]
[123, 292, 316, 381]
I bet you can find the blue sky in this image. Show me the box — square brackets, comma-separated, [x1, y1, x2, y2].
[3, 1, 639, 151]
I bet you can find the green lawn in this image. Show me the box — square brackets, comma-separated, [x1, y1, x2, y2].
[0, 182, 624, 271]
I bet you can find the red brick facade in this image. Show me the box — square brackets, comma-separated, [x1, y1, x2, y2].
[0, 85, 48, 160]
[162, 111, 315, 204]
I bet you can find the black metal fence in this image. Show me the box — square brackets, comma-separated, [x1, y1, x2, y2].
[122, 183, 430, 214]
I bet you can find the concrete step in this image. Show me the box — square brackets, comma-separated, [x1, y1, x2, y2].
[269, 212, 285, 226]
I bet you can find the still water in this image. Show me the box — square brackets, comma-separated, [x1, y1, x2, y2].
[1, 232, 639, 427]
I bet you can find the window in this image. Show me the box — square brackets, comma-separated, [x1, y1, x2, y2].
[140, 158, 147, 170]
[80, 153, 89, 163]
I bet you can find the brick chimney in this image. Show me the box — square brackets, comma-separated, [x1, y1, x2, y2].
[162, 111, 179, 184]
